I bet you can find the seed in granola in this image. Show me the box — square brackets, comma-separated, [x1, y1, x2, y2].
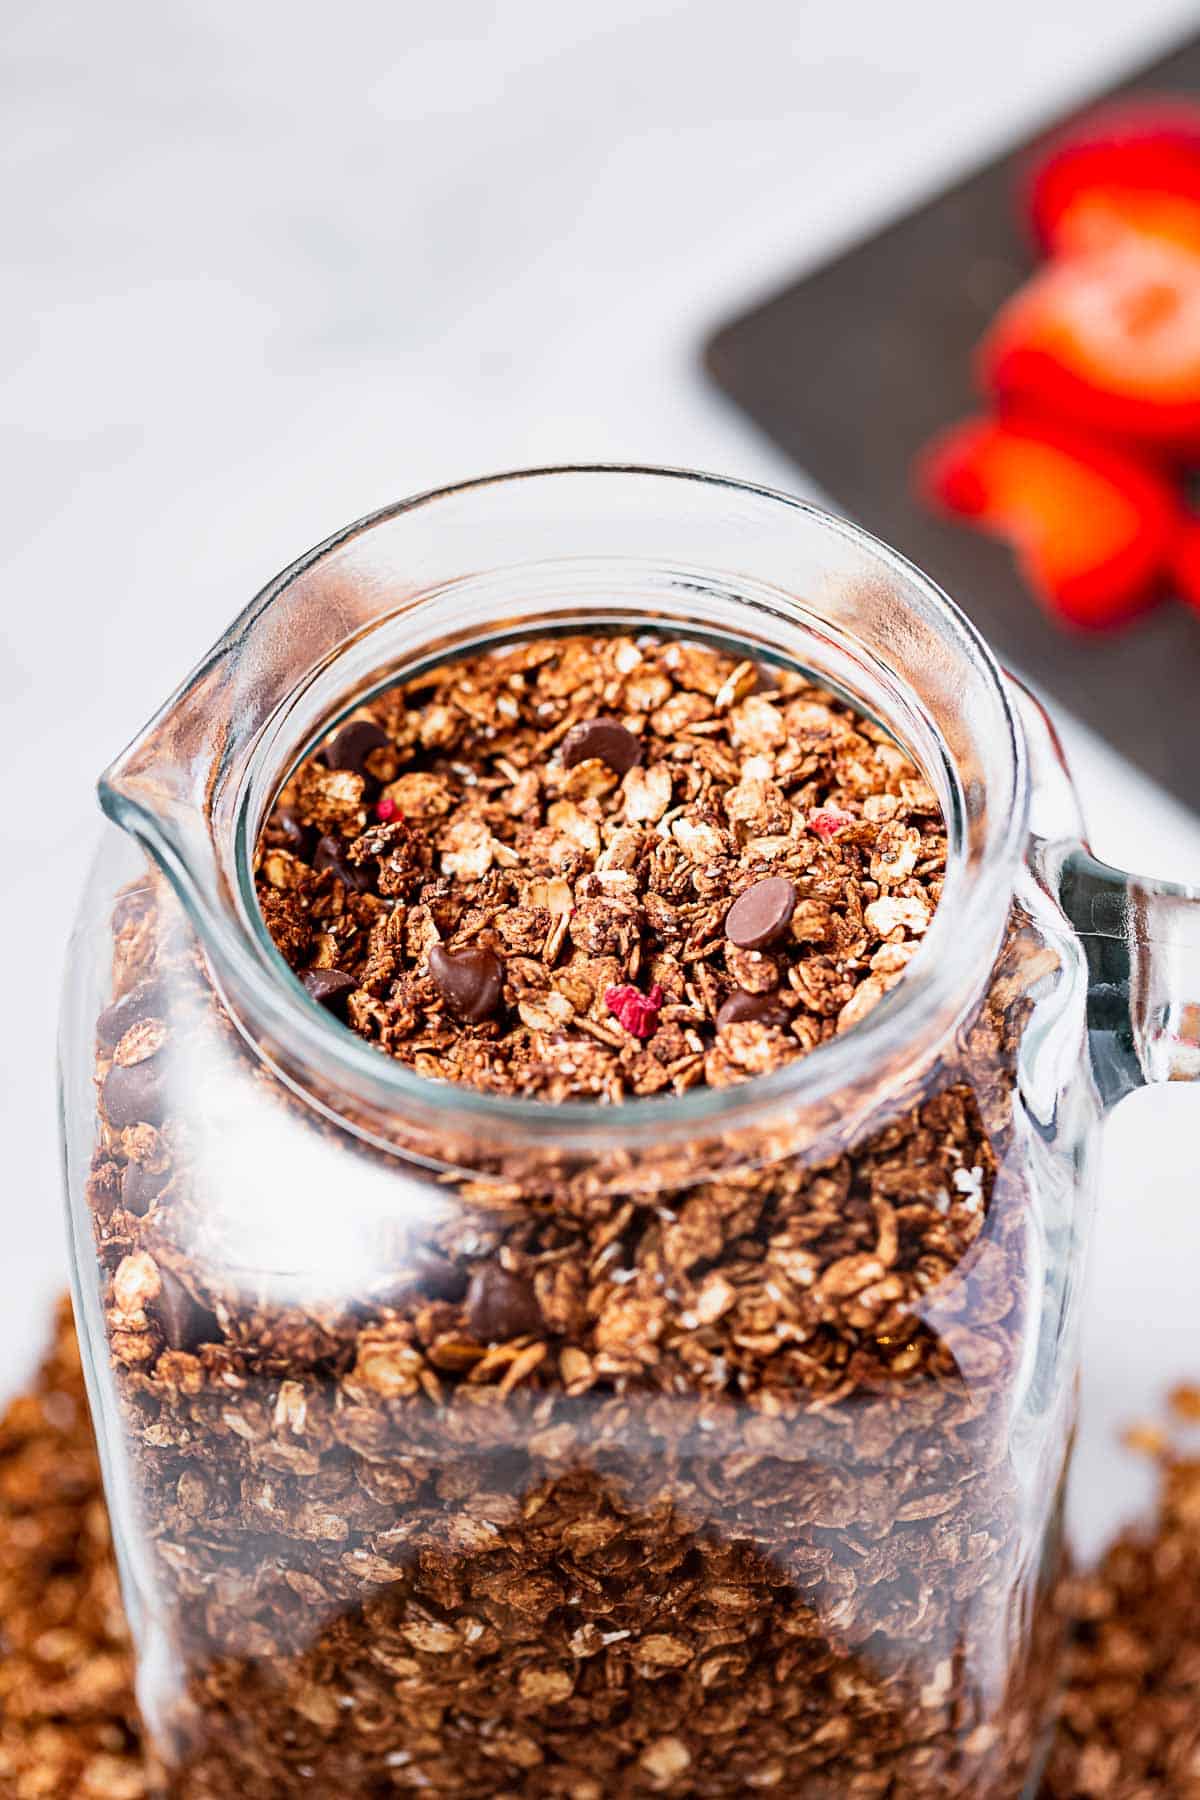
[152, 1270, 218, 1354]
[715, 988, 790, 1031]
[300, 968, 358, 1014]
[605, 981, 664, 1039]
[429, 943, 505, 1023]
[465, 1265, 542, 1342]
[313, 834, 369, 891]
[323, 717, 389, 775]
[725, 876, 797, 950]
[102, 1056, 166, 1129]
[561, 716, 642, 775]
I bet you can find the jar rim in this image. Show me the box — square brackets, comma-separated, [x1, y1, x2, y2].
[101, 463, 1029, 1165]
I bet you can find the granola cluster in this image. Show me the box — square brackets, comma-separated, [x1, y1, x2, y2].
[75, 633, 1071, 1795]
[255, 635, 946, 1100]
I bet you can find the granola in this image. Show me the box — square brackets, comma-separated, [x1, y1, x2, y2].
[1042, 1395, 1200, 1799]
[254, 635, 947, 1100]
[8, 1303, 1198, 1798]
[0, 1298, 149, 1800]
[78, 633, 1069, 1795]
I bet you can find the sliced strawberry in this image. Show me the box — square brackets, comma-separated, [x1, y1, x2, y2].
[915, 416, 1177, 629]
[979, 233, 1200, 454]
[1028, 100, 1200, 256]
[1171, 517, 1200, 615]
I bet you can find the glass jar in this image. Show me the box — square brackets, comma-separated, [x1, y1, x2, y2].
[59, 467, 1200, 1798]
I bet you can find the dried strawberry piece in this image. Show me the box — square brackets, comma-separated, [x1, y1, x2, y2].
[376, 796, 399, 822]
[979, 233, 1200, 453]
[915, 415, 1178, 629]
[1027, 100, 1200, 257]
[604, 982, 664, 1039]
[808, 805, 855, 841]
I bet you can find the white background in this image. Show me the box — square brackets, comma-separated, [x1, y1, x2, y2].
[6, 0, 1200, 1559]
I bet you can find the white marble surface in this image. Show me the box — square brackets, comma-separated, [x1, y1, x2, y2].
[5, 0, 1200, 1558]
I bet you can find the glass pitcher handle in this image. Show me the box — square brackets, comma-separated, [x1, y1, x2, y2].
[1007, 674, 1200, 1104]
[1061, 849, 1200, 1103]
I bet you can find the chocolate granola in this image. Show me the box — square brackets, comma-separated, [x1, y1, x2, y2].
[255, 635, 946, 1099]
[81, 633, 1069, 1795]
[8, 1303, 1196, 1799]
[0, 1298, 150, 1800]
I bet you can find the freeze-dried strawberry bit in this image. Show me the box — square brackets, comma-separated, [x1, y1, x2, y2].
[808, 804, 856, 840]
[604, 981, 664, 1038]
[375, 795, 398, 822]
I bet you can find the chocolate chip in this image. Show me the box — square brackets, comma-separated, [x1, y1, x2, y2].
[96, 979, 165, 1050]
[725, 877, 797, 951]
[314, 835, 370, 892]
[428, 943, 504, 1023]
[301, 968, 358, 1016]
[121, 1162, 167, 1218]
[153, 1270, 219, 1354]
[271, 807, 316, 857]
[324, 718, 389, 775]
[561, 717, 642, 775]
[466, 1266, 542, 1342]
[715, 989, 791, 1031]
[412, 1251, 469, 1305]
[102, 1056, 166, 1128]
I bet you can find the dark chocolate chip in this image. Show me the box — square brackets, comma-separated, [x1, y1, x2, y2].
[102, 1056, 166, 1129]
[466, 1266, 542, 1342]
[725, 877, 797, 951]
[121, 1162, 167, 1218]
[272, 807, 317, 857]
[301, 967, 358, 1016]
[412, 1250, 469, 1304]
[314, 834, 370, 892]
[561, 716, 642, 775]
[96, 979, 166, 1050]
[428, 943, 505, 1023]
[715, 989, 791, 1031]
[324, 718, 389, 775]
[153, 1269, 219, 1354]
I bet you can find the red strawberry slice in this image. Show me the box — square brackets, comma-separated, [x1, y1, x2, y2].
[1028, 100, 1200, 256]
[1171, 517, 1200, 617]
[979, 233, 1200, 454]
[915, 416, 1177, 629]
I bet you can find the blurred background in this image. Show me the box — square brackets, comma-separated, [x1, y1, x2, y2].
[6, 0, 1200, 1559]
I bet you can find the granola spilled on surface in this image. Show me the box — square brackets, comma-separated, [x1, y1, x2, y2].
[255, 634, 946, 1099]
[1042, 1392, 1200, 1800]
[0, 1299, 148, 1800]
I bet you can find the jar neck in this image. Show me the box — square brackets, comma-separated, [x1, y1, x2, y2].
[99, 466, 1029, 1182]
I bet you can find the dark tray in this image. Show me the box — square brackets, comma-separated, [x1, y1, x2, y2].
[705, 34, 1200, 813]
